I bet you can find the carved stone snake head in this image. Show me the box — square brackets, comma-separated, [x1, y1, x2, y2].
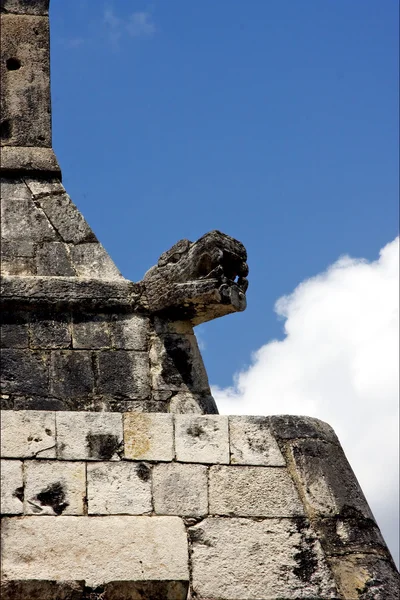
[143, 231, 248, 325]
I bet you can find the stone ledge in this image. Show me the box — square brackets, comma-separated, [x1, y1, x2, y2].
[0, 147, 61, 177]
[0, 276, 143, 308]
[0, 1, 49, 15]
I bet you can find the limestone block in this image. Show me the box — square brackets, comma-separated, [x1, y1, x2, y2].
[153, 463, 208, 516]
[50, 350, 94, 399]
[209, 465, 304, 517]
[87, 461, 152, 515]
[38, 193, 97, 244]
[36, 242, 75, 276]
[56, 411, 123, 460]
[97, 351, 150, 399]
[328, 554, 400, 600]
[1, 349, 49, 396]
[124, 413, 174, 461]
[0, 255, 36, 276]
[69, 244, 122, 279]
[229, 416, 286, 466]
[110, 314, 149, 351]
[0, 580, 84, 600]
[0, 410, 56, 458]
[0, 147, 60, 174]
[190, 517, 338, 599]
[1, 516, 189, 586]
[270, 414, 340, 445]
[175, 415, 229, 464]
[30, 314, 71, 349]
[0, 178, 32, 199]
[1, 198, 56, 242]
[24, 177, 64, 198]
[1, 240, 35, 257]
[72, 314, 111, 349]
[150, 333, 210, 393]
[24, 460, 86, 516]
[0, 459, 23, 514]
[0, 1, 49, 16]
[0, 14, 51, 146]
[288, 438, 375, 519]
[169, 391, 218, 414]
[0, 322, 29, 348]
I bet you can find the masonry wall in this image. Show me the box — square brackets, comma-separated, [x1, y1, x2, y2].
[1, 410, 398, 599]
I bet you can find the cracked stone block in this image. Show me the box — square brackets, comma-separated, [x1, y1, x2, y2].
[110, 314, 149, 350]
[56, 411, 123, 460]
[0, 349, 49, 396]
[175, 415, 229, 464]
[69, 243, 122, 279]
[24, 460, 86, 516]
[190, 517, 338, 599]
[97, 351, 150, 399]
[24, 178, 65, 198]
[0, 460, 23, 514]
[30, 314, 71, 349]
[72, 314, 111, 349]
[229, 416, 286, 466]
[1, 516, 189, 586]
[150, 334, 210, 393]
[1, 197, 57, 242]
[0, 410, 56, 458]
[209, 465, 304, 517]
[87, 461, 152, 515]
[50, 351, 94, 399]
[36, 242, 75, 276]
[124, 413, 174, 462]
[38, 193, 97, 244]
[153, 463, 208, 517]
[287, 438, 375, 519]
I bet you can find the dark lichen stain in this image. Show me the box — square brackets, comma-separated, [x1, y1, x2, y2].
[293, 546, 318, 582]
[12, 486, 24, 502]
[163, 337, 193, 386]
[189, 527, 213, 547]
[136, 462, 150, 482]
[86, 433, 120, 460]
[35, 481, 69, 515]
[187, 424, 205, 437]
[45, 428, 52, 436]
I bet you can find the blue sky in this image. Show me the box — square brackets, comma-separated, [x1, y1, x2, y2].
[50, 0, 398, 385]
[49, 0, 399, 562]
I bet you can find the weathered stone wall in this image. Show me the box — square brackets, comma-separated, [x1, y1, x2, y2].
[1, 411, 398, 599]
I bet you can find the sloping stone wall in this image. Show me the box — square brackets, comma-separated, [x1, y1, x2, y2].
[1, 411, 398, 599]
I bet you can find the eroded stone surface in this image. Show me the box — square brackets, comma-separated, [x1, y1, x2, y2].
[124, 413, 174, 462]
[175, 415, 229, 464]
[229, 416, 285, 466]
[190, 517, 338, 599]
[56, 412, 123, 460]
[1, 516, 189, 586]
[24, 460, 86, 515]
[153, 462, 208, 516]
[209, 465, 304, 517]
[0, 410, 56, 458]
[87, 461, 152, 515]
[0, 460, 23, 514]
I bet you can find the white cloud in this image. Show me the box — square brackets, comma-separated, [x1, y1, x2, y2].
[103, 7, 155, 46]
[127, 11, 156, 38]
[213, 237, 399, 565]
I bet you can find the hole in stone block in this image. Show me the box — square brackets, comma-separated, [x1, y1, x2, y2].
[0, 119, 12, 140]
[6, 58, 21, 71]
